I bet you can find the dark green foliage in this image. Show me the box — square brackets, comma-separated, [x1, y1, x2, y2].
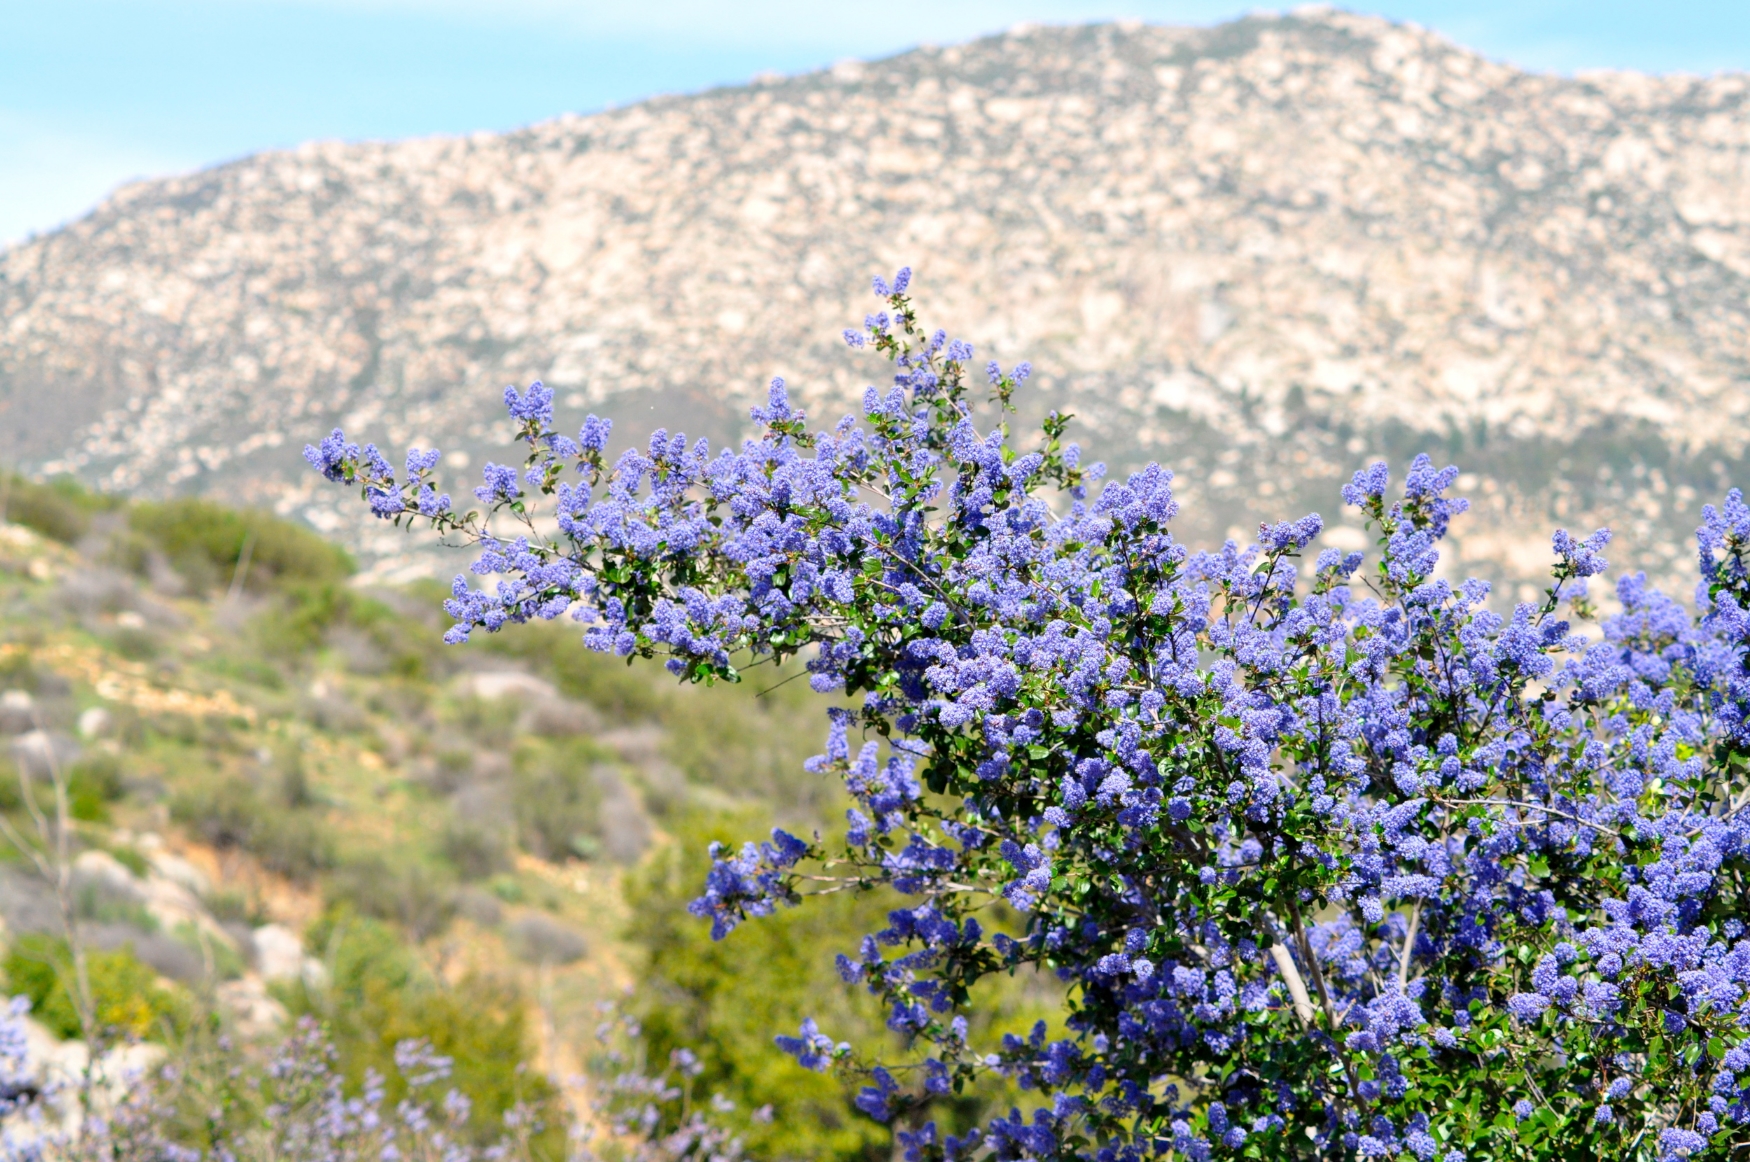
[5, 481, 85, 544]
[128, 498, 353, 594]
[250, 582, 348, 655]
[0, 750, 120, 819]
[249, 585, 442, 678]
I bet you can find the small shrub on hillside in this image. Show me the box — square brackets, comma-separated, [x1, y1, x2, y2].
[103, 843, 150, 879]
[290, 909, 561, 1150]
[624, 812, 911, 1162]
[106, 625, 158, 662]
[480, 621, 667, 720]
[505, 912, 587, 965]
[328, 853, 455, 940]
[203, 888, 264, 927]
[128, 498, 352, 594]
[509, 736, 606, 861]
[273, 743, 314, 809]
[171, 778, 334, 882]
[3, 933, 186, 1040]
[628, 812, 1057, 1161]
[441, 817, 514, 881]
[445, 694, 519, 750]
[206, 652, 286, 690]
[67, 751, 125, 822]
[1, 473, 117, 544]
[0, 752, 120, 820]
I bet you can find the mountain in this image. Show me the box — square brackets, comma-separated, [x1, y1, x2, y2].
[4, 9, 1749, 596]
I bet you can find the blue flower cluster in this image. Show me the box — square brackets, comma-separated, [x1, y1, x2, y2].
[313, 271, 1750, 1161]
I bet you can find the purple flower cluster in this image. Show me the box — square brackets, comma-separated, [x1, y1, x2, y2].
[687, 829, 809, 940]
[584, 1005, 750, 1162]
[259, 1021, 530, 1162]
[315, 271, 1750, 1161]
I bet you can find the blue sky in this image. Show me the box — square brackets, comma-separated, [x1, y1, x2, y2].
[4, 1, 1748, 246]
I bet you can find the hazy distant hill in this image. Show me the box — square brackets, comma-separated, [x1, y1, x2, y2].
[5, 9, 1750, 595]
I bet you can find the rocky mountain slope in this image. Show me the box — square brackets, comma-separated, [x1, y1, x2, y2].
[4, 9, 1749, 595]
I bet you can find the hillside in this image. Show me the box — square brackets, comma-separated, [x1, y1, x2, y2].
[4, 9, 1750, 594]
[0, 482, 973, 1157]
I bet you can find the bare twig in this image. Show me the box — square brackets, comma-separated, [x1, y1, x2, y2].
[1288, 898, 1362, 1104]
[1397, 902, 1421, 994]
[1267, 944, 1316, 1028]
[1440, 797, 1625, 838]
[16, 713, 95, 1044]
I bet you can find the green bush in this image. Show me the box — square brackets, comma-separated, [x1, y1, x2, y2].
[270, 743, 313, 809]
[170, 777, 334, 882]
[253, 811, 334, 881]
[440, 818, 513, 881]
[479, 623, 841, 817]
[443, 694, 518, 751]
[626, 811, 894, 1162]
[128, 498, 353, 594]
[104, 843, 150, 879]
[292, 909, 561, 1150]
[250, 582, 346, 658]
[3, 933, 186, 1040]
[251, 584, 440, 675]
[1, 474, 117, 544]
[0, 751, 117, 818]
[68, 752, 125, 822]
[656, 664, 841, 816]
[206, 653, 286, 690]
[0, 649, 35, 691]
[509, 737, 606, 861]
[204, 888, 266, 926]
[626, 810, 1060, 1162]
[328, 853, 455, 940]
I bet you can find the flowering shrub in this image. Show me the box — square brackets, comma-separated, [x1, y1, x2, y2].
[0, 993, 195, 1162]
[249, 1022, 544, 1162]
[579, 1004, 748, 1162]
[312, 271, 1750, 1161]
[0, 993, 742, 1162]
